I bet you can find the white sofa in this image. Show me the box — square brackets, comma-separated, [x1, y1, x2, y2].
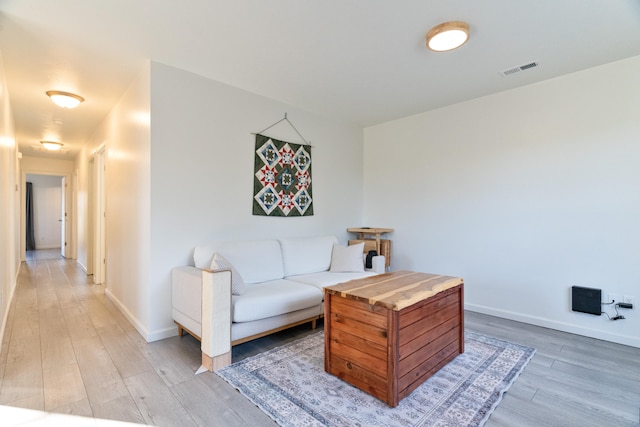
[171, 235, 385, 370]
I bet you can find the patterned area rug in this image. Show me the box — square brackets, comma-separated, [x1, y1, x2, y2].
[217, 330, 535, 427]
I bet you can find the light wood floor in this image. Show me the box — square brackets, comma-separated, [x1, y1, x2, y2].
[25, 248, 63, 261]
[0, 258, 638, 426]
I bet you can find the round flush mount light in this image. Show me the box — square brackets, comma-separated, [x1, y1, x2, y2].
[426, 21, 470, 52]
[40, 140, 64, 151]
[46, 90, 85, 108]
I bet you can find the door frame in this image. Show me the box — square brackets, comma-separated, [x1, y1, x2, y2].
[20, 169, 74, 261]
[61, 175, 68, 258]
[89, 146, 106, 285]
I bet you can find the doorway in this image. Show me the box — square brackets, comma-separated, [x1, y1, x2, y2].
[24, 173, 70, 260]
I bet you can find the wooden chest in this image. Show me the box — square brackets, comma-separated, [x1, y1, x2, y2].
[324, 270, 464, 407]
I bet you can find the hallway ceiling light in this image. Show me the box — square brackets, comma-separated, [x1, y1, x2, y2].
[46, 90, 84, 108]
[40, 141, 64, 151]
[426, 21, 470, 52]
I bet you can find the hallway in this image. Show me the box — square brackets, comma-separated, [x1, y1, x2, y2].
[0, 258, 275, 426]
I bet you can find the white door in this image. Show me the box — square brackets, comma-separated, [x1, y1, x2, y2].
[61, 176, 67, 258]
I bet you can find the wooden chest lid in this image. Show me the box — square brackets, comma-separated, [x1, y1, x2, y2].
[324, 270, 463, 311]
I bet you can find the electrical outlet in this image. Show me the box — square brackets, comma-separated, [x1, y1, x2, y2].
[623, 295, 635, 309]
[608, 293, 622, 304]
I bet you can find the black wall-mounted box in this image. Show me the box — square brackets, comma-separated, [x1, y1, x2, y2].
[572, 286, 602, 316]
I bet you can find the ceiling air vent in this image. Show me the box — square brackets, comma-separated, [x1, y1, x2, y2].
[500, 61, 539, 77]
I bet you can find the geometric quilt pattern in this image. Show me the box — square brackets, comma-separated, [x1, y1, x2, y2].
[253, 134, 313, 216]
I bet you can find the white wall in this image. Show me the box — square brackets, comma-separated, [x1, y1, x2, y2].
[148, 62, 365, 339]
[105, 64, 151, 339]
[363, 55, 640, 347]
[0, 51, 20, 350]
[26, 174, 62, 249]
[77, 62, 151, 337]
[77, 61, 365, 341]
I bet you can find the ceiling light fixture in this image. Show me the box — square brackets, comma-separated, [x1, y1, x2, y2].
[40, 141, 64, 151]
[46, 90, 85, 108]
[426, 21, 470, 52]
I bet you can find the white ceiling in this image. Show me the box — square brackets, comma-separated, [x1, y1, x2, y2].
[1, 0, 640, 160]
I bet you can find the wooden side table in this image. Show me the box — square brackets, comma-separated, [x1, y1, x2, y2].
[347, 227, 393, 268]
[324, 270, 464, 407]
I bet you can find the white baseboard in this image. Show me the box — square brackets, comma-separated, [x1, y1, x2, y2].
[104, 288, 178, 343]
[77, 262, 87, 274]
[148, 326, 179, 342]
[0, 267, 20, 355]
[465, 303, 640, 348]
[104, 287, 150, 341]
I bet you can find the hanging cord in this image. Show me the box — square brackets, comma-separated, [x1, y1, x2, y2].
[253, 113, 312, 146]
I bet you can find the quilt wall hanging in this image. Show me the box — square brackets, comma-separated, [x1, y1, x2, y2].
[253, 133, 313, 216]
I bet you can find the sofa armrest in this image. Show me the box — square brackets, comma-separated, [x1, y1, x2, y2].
[201, 268, 232, 370]
[172, 266, 203, 323]
[366, 255, 386, 274]
[172, 266, 232, 371]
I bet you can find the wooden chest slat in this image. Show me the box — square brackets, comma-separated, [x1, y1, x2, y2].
[330, 327, 387, 358]
[399, 314, 461, 360]
[330, 296, 388, 328]
[399, 338, 461, 395]
[329, 353, 388, 398]
[325, 271, 464, 407]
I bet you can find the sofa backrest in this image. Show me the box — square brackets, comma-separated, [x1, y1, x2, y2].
[279, 235, 338, 277]
[193, 239, 284, 284]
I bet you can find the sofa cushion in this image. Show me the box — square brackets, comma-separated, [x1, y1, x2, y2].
[193, 246, 217, 269]
[232, 279, 323, 323]
[287, 270, 377, 292]
[210, 253, 246, 295]
[329, 242, 365, 273]
[194, 239, 284, 284]
[279, 235, 338, 277]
